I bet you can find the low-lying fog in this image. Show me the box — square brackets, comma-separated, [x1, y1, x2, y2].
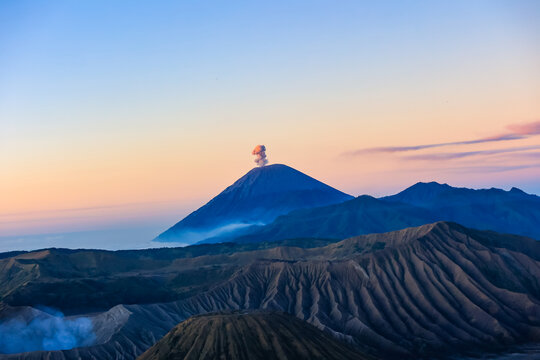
[0, 226, 183, 253]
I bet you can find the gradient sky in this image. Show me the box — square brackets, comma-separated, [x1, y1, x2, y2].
[1, 0, 539, 242]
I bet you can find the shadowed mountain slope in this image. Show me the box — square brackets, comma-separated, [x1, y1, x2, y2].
[2, 222, 540, 359]
[233, 195, 437, 243]
[155, 164, 353, 243]
[382, 182, 540, 239]
[233, 182, 540, 243]
[137, 311, 371, 360]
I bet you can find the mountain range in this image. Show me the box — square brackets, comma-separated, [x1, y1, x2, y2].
[1, 222, 540, 359]
[156, 165, 540, 245]
[234, 181, 540, 243]
[383, 181, 540, 238]
[1, 163, 540, 359]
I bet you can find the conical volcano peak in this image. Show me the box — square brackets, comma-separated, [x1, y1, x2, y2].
[155, 164, 353, 243]
[222, 164, 342, 197]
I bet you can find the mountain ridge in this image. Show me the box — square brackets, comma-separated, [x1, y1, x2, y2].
[232, 181, 540, 243]
[382, 181, 540, 238]
[2, 222, 540, 359]
[382, 181, 538, 207]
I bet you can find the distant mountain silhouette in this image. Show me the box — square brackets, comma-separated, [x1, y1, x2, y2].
[234, 182, 540, 243]
[137, 311, 371, 360]
[155, 164, 353, 243]
[382, 182, 540, 239]
[233, 195, 435, 243]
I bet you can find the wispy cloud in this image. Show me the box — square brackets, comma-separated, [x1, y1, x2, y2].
[344, 120, 540, 155]
[507, 120, 540, 135]
[403, 145, 540, 161]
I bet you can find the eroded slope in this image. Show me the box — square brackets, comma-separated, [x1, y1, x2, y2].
[137, 311, 371, 360]
[1, 222, 540, 359]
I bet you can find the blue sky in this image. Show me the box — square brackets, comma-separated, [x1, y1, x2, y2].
[1, 1, 539, 246]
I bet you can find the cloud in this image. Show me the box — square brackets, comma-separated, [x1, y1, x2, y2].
[507, 120, 540, 135]
[344, 120, 539, 155]
[161, 222, 262, 244]
[403, 145, 540, 161]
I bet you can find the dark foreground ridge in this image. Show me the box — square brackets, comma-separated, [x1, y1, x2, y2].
[137, 311, 371, 360]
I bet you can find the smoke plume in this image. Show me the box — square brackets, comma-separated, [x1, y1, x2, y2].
[0, 307, 96, 354]
[252, 145, 268, 167]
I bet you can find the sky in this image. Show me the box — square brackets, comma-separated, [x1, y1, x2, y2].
[1, 0, 539, 246]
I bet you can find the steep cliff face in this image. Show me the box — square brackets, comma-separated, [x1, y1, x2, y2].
[2, 222, 539, 359]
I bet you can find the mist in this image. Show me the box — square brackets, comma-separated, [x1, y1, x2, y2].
[0, 226, 173, 253]
[172, 222, 261, 244]
[0, 307, 96, 354]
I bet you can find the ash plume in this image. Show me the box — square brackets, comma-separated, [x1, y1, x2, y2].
[252, 145, 268, 167]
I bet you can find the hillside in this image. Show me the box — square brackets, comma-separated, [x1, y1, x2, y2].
[137, 311, 371, 360]
[1, 222, 540, 359]
[233, 183, 540, 243]
[233, 195, 436, 243]
[0, 238, 336, 314]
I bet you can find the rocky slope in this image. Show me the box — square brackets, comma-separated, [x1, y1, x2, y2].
[2, 222, 540, 359]
[137, 311, 371, 360]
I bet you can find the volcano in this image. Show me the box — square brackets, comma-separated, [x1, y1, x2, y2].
[155, 164, 353, 243]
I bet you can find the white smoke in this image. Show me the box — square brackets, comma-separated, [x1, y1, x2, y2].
[174, 222, 262, 244]
[252, 145, 268, 167]
[0, 307, 96, 354]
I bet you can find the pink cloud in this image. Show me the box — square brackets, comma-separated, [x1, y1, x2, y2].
[507, 120, 540, 135]
[344, 120, 540, 156]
